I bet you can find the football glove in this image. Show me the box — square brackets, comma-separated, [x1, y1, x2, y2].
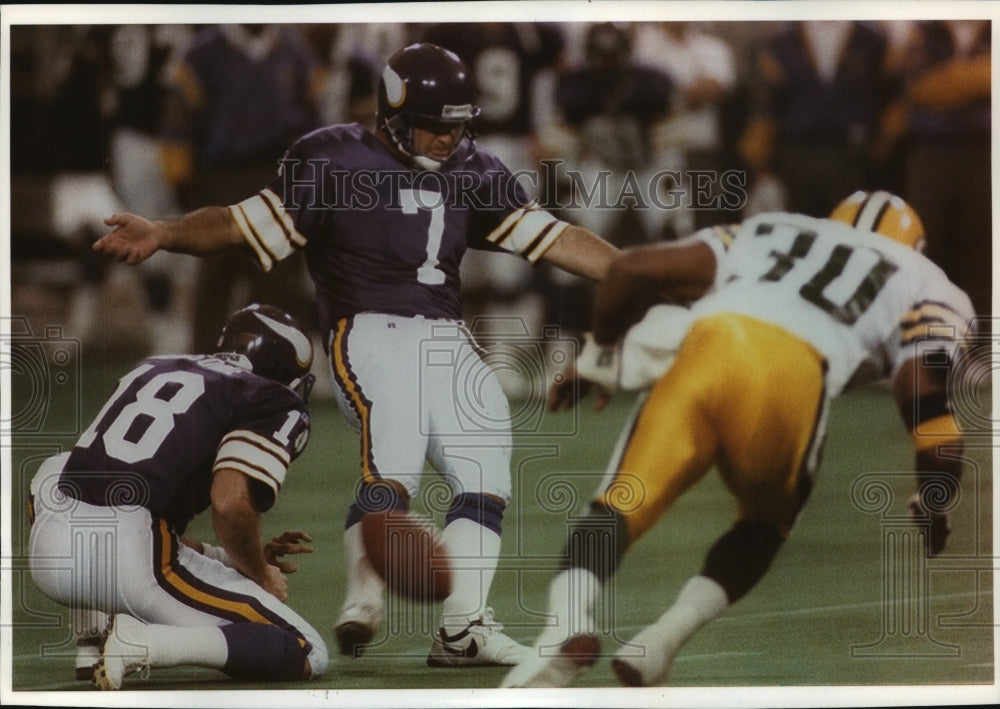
[574, 333, 622, 395]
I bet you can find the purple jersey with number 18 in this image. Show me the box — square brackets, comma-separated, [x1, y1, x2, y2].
[59, 355, 310, 533]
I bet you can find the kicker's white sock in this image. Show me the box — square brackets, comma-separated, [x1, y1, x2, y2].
[439, 518, 502, 634]
[646, 575, 729, 655]
[341, 522, 386, 609]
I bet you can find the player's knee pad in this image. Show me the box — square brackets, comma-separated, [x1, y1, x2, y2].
[345, 480, 410, 528]
[561, 502, 631, 583]
[445, 492, 505, 535]
[701, 519, 785, 603]
[220, 623, 311, 682]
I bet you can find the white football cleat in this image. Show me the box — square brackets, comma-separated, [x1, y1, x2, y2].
[427, 607, 530, 667]
[93, 614, 151, 690]
[335, 602, 383, 658]
[500, 633, 600, 688]
[611, 626, 676, 687]
[73, 608, 109, 680]
[75, 636, 102, 681]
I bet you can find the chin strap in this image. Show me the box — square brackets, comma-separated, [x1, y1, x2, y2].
[412, 154, 444, 171]
[380, 115, 475, 172]
[289, 372, 316, 404]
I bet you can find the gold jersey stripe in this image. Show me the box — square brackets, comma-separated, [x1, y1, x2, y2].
[331, 319, 377, 484]
[711, 224, 739, 250]
[901, 303, 971, 346]
[901, 301, 968, 329]
[901, 323, 966, 347]
[910, 414, 962, 452]
[900, 300, 971, 346]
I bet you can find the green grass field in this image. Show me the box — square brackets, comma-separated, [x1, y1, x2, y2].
[7, 352, 995, 698]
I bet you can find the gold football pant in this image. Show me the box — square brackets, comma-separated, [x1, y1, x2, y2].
[599, 312, 829, 542]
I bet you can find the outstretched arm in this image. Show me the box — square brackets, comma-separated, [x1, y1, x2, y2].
[540, 224, 621, 282]
[592, 239, 717, 345]
[94, 206, 246, 265]
[547, 238, 717, 413]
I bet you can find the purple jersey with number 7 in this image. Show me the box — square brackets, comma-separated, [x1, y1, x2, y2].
[229, 122, 568, 335]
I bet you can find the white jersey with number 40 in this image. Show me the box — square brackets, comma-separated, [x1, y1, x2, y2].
[694, 212, 975, 397]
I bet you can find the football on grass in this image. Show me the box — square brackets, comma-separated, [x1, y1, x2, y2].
[360, 510, 452, 602]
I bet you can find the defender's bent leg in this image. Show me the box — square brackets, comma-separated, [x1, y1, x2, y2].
[611, 519, 786, 687]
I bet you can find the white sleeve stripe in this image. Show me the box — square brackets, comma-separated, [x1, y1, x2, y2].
[213, 458, 283, 492]
[229, 191, 306, 267]
[487, 207, 527, 245]
[237, 203, 281, 263]
[486, 207, 566, 259]
[229, 204, 275, 272]
[258, 189, 307, 247]
[239, 194, 299, 255]
[215, 439, 289, 485]
[220, 430, 291, 464]
[214, 450, 284, 478]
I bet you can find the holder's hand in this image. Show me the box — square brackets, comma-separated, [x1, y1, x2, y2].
[265, 530, 314, 574]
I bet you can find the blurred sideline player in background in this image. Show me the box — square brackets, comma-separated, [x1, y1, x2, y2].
[737, 21, 891, 219]
[502, 190, 975, 687]
[897, 20, 991, 337]
[422, 22, 567, 398]
[94, 43, 620, 667]
[28, 304, 327, 690]
[551, 22, 675, 245]
[160, 24, 324, 353]
[631, 21, 738, 233]
[104, 24, 197, 353]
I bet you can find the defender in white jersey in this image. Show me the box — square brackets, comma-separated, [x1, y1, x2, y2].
[505, 191, 975, 688]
